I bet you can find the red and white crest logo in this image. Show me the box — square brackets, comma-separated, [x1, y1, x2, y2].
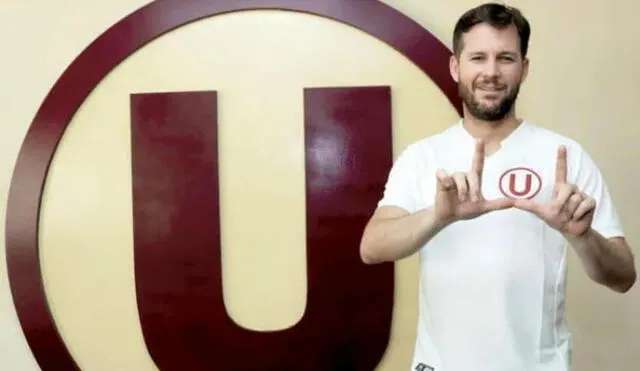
[499, 167, 542, 200]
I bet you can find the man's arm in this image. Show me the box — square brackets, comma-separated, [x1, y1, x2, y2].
[359, 205, 449, 264]
[360, 139, 515, 264]
[565, 231, 636, 293]
[514, 144, 636, 293]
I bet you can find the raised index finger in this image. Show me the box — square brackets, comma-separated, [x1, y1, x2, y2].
[555, 145, 567, 184]
[472, 139, 485, 175]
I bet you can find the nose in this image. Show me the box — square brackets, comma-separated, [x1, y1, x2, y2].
[483, 59, 500, 78]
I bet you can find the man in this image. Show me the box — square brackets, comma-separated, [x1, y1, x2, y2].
[359, 3, 636, 371]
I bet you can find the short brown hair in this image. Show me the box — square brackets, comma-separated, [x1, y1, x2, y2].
[452, 3, 531, 57]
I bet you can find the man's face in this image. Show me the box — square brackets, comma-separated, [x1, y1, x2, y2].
[450, 23, 529, 122]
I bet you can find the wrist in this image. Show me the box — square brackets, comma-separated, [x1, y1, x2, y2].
[431, 212, 455, 231]
[563, 227, 596, 245]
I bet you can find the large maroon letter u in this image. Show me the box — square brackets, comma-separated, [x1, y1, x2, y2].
[131, 87, 393, 370]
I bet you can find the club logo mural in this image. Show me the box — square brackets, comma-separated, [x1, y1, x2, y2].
[5, 0, 461, 369]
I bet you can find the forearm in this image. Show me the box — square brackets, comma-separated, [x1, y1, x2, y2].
[360, 206, 449, 264]
[565, 228, 637, 292]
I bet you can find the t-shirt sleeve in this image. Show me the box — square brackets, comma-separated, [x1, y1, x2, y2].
[377, 144, 420, 213]
[572, 145, 625, 239]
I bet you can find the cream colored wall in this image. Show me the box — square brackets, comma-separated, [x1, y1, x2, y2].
[0, 1, 637, 370]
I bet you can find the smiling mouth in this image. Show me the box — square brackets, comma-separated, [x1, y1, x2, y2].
[476, 86, 505, 92]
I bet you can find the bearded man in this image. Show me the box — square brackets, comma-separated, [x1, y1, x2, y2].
[359, 3, 636, 371]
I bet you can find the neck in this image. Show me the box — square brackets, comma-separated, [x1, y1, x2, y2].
[461, 109, 521, 156]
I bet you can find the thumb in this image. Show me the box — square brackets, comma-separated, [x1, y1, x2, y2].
[513, 198, 540, 213]
[483, 197, 515, 212]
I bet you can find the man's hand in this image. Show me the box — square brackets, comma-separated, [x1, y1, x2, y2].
[514, 145, 596, 237]
[360, 139, 515, 264]
[435, 139, 515, 223]
[513, 145, 636, 292]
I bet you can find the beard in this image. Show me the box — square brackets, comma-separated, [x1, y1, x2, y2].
[458, 79, 520, 122]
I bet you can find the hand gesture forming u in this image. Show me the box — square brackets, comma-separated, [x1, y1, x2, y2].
[434, 139, 515, 223]
[514, 146, 596, 236]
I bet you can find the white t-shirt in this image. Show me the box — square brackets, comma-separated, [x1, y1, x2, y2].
[377, 120, 624, 371]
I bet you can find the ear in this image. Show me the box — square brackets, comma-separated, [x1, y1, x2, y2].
[449, 55, 460, 83]
[520, 57, 530, 82]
